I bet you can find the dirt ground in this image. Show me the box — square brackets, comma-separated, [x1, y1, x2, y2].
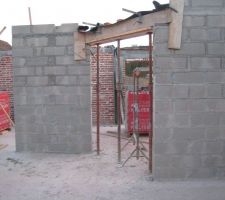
[0, 127, 225, 200]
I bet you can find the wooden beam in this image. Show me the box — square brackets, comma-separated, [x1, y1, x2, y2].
[85, 9, 171, 46]
[168, 0, 184, 49]
[74, 32, 86, 60]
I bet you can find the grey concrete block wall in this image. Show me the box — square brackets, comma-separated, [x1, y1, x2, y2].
[153, 0, 225, 179]
[13, 23, 92, 153]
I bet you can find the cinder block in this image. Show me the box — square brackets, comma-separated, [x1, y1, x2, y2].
[189, 85, 206, 98]
[173, 72, 205, 84]
[77, 75, 90, 86]
[155, 85, 173, 99]
[174, 43, 206, 56]
[154, 128, 173, 142]
[173, 114, 190, 127]
[44, 66, 67, 75]
[190, 28, 221, 41]
[66, 46, 74, 55]
[48, 35, 56, 46]
[155, 114, 172, 128]
[54, 94, 80, 104]
[27, 76, 48, 86]
[191, 112, 220, 127]
[173, 100, 189, 113]
[172, 127, 205, 140]
[155, 73, 172, 84]
[205, 127, 224, 140]
[13, 57, 26, 67]
[48, 56, 56, 65]
[183, 16, 205, 27]
[171, 155, 201, 168]
[32, 24, 55, 34]
[155, 57, 187, 72]
[205, 72, 225, 83]
[173, 85, 189, 98]
[56, 36, 73, 46]
[14, 67, 35, 76]
[68, 65, 90, 75]
[35, 67, 43, 75]
[187, 167, 216, 179]
[205, 141, 223, 154]
[154, 26, 168, 43]
[48, 75, 56, 85]
[55, 23, 78, 33]
[189, 100, 207, 112]
[14, 95, 27, 105]
[206, 99, 225, 112]
[55, 76, 77, 85]
[26, 37, 48, 47]
[14, 76, 27, 87]
[206, 84, 223, 98]
[33, 48, 43, 56]
[192, 0, 224, 7]
[191, 57, 221, 71]
[207, 15, 225, 27]
[44, 47, 65, 56]
[187, 140, 205, 155]
[12, 25, 31, 35]
[56, 56, 74, 65]
[12, 38, 25, 47]
[207, 43, 225, 55]
[13, 48, 33, 57]
[26, 57, 48, 66]
[155, 100, 173, 113]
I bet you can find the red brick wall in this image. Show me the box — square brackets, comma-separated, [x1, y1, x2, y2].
[91, 53, 115, 125]
[0, 54, 14, 120]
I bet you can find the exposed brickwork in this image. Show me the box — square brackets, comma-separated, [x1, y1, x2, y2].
[0, 52, 14, 120]
[91, 53, 115, 125]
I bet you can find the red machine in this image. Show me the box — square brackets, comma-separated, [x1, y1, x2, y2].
[127, 91, 151, 135]
[0, 92, 11, 132]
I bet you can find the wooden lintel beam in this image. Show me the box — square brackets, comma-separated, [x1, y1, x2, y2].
[85, 9, 172, 46]
[168, 0, 184, 49]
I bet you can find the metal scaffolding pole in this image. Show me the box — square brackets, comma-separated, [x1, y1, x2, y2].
[117, 40, 121, 163]
[96, 44, 100, 155]
[148, 33, 153, 172]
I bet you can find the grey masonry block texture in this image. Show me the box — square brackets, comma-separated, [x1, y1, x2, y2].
[13, 24, 91, 154]
[153, 2, 225, 180]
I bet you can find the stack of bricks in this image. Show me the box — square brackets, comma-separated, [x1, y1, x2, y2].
[0, 51, 14, 120]
[91, 50, 115, 125]
[12, 24, 91, 153]
[153, 0, 225, 179]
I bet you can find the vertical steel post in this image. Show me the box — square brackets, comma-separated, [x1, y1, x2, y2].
[148, 33, 153, 172]
[117, 40, 121, 163]
[96, 44, 100, 155]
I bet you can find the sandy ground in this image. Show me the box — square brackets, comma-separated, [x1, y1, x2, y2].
[0, 127, 225, 200]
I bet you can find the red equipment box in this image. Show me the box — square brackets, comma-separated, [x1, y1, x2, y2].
[0, 92, 11, 132]
[127, 91, 151, 135]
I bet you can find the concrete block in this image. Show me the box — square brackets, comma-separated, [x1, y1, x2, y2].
[206, 99, 225, 112]
[172, 127, 205, 140]
[191, 57, 221, 71]
[155, 100, 173, 113]
[13, 57, 26, 67]
[189, 85, 206, 98]
[26, 57, 48, 66]
[190, 28, 221, 41]
[190, 112, 220, 127]
[183, 16, 205, 27]
[12, 38, 25, 47]
[12, 25, 31, 35]
[48, 35, 56, 46]
[155, 73, 172, 84]
[155, 114, 172, 128]
[48, 56, 56, 65]
[173, 85, 189, 98]
[205, 127, 224, 140]
[13, 48, 33, 57]
[14, 67, 35, 76]
[174, 43, 206, 56]
[54, 94, 80, 104]
[32, 24, 55, 34]
[55, 23, 78, 33]
[188, 140, 205, 155]
[14, 95, 27, 105]
[26, 37, 48, 47]
[77, 75, 90, 86]
[56, 56, 74, 65]
[154, 26, 168, 43]
[187, 167, 217, 179]
[35, 67, 43, 75]
[47, 75, 56, 85]
[189, 100, 207, 112]
[207, 15, 225, 27]
[14, 76, 27, 87]
[171, 155, 202, 168]
[173, 114, 190, 127]
[44, 47, 65, 56]
[192, 0, 224, 7]
[55, 76, 77, 85]
[206, 84, 223, 98]
[66, 46, 74, 55]
[173, 100, 189, 113]
[205, 72, 225, 83]
[44, 66, 67, 75]
[27, 76, 48, 86]
[68, 65, 90, 75]
[155, 85, 173, 99]
[154, 128, 173, 142]
[207, 43, 225, 55]
[56, 36, 73, 46]
[155, 57, 187, 72]
[205, 141, 223, 154]
[173, 72, 205, 84]
[33, 48, 43, 56]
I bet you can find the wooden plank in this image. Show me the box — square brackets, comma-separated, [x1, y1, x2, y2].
[74, 32, 86, 61]
[168, 0, 184, 49]
[85, 9, 171, 46]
